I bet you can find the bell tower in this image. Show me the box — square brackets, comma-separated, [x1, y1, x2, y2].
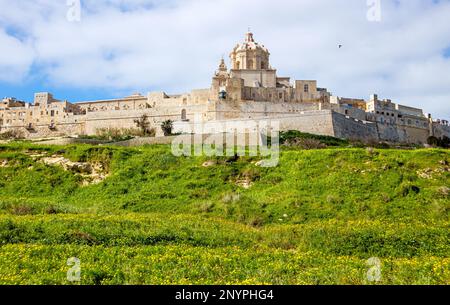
[211, 57, 230, 100]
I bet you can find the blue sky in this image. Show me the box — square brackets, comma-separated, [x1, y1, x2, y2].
[0, 0, 449, 119]
[444, 46, 450, 58]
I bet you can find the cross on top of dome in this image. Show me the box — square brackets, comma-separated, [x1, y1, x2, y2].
[245, 28, 255, 42]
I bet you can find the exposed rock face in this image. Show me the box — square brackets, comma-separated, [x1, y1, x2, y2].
[2, 152, 107, 185]
[438, 186, 449, 196]
[417, 166, 450, 180]
[202, 160, 216, 167]
[40, 155, 108, 185]
[235, 178, 252, 189]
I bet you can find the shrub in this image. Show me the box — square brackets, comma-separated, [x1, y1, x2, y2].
[45, 205, 59, 214]
[249, 216, 264, 227]
[397, 182, 421, 197]
[161, 120, 173, 136]
[10, 205, 34, 216]
[427, 136, 450, 148]
[134, 115, 155, 137]
[94, 127, 155, 142]
[69, 231, 98, 245]
[376, 142, 391, 149]
[284, 138, 327, 149]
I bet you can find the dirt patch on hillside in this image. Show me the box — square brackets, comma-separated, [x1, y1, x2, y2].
[40, 155, 108, 185]
[417, 166, 450, 180]
[1, 159, 8, 167]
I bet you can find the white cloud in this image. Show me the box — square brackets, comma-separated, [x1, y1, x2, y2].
[0, 29, 34, 82]
[0, 0, 449, 119]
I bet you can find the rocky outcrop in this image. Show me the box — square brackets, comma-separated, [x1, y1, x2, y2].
[39, 155, 108, 185]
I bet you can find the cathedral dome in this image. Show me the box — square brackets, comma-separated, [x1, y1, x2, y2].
[233, 32, 269, 53]
[230, 31, 271, 70]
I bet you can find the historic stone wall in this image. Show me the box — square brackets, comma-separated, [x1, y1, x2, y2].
[213, 100, 321, 120]
[1, 122, 84, 139]
[278, 111, 335, 136]
[399, 125, 430, 144]
[432, 123, 450, 139]
[174, 110, 336, 137]
[377, 123, 401, 143]
[83, 102, 211, 136]
[331, 112, 379, 142]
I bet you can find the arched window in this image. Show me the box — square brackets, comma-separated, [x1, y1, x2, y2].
[261, 61, 266, 69]
[236, 61, 240, 69]
[181, 109, 187, 121]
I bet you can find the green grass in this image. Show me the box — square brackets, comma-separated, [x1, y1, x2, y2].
[279, 130, 349, 147]
[0, 143, 448, 284]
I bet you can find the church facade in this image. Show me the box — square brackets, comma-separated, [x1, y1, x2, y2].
[1, 31, 449, 144]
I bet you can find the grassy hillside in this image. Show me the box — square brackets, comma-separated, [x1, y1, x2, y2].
[0, 143, 448, 284]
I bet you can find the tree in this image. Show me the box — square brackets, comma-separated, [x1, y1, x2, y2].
[427, 135, 450, 148]
[161, 120, 173, 136]
[134, 115, 152, 136]
[427, 136, 439, 147]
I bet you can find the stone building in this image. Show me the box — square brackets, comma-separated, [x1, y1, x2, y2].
[0, 31, 449, 144]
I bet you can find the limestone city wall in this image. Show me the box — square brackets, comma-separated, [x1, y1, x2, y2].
[331, 112, 379, 142]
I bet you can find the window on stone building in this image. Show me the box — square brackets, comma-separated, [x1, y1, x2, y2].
[279, 93, 283, 99]
[304, 84, 309, 93]
[181, 109, 187, 121]
[50, 110, 55, 117]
